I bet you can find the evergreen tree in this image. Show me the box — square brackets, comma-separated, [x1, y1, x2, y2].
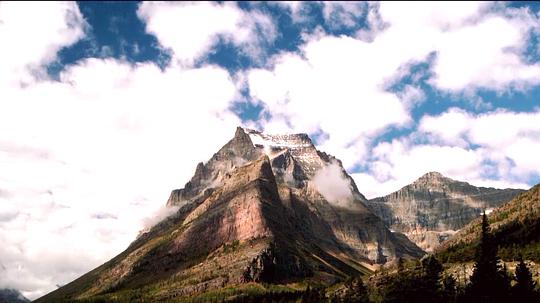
[301, 285, 326, 303]
[464, 213, 511, 303]
[422, 255, 443, 283]
[421, 254, 443, 300]
[341, 277, 369, 303]
[442, 275, 457, 303]
[512, 256, 538, 302]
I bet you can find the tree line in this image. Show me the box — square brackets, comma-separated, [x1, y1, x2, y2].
[228, 213, 539, 303]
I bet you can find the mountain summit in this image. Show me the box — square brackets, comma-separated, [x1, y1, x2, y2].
[368, 172, 524, 252]
[36, 127, 423, 302]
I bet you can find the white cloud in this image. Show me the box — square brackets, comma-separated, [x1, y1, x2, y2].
[377, 2, 540, 92]
[418, 108, 472, 146]
[321, 2, 366, 30]
[420, 108, 540, 177]
[245, 2, 540, 171]
[356, 108, 540, 198]
[270, 1, 310, 24]
[141, 205, 179, 230]
[247, 35, 412, 168]
[311, 161, 353, 206]
[398, 85, 426, 109]
[0, 1, 87, 85]
[245, 1, 540, 186]
[431, 14, 540, 91]
[274, 1, 367, 30]
[378, 1, 488, 29]
[137, 2, 276, 66]
[0, 3, 244, 300]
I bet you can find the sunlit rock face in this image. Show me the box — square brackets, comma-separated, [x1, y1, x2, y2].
[368, 172, 524, 252]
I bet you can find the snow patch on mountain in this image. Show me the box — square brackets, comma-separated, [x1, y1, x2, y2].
[244, 128, 312, 156]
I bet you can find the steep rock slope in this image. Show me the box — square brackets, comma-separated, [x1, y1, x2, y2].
[36, 128, 423, 302]
[368, 172, 523, 252]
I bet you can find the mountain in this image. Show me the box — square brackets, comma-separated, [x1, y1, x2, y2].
[35, 127, 423, 302]
[436, 183, 540, 262]
[368, 172, 524, 252]
[0, 289, 30, 303]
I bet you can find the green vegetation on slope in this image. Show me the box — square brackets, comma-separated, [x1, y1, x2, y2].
[437, 184, 540, 263]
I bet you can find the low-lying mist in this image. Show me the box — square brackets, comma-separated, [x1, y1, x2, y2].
[312, 161, 353, 207]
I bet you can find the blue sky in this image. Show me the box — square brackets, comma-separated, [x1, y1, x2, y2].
[2, 1, 540, 299]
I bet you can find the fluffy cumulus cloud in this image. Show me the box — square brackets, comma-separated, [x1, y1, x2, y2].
[420, 108, 540, 178]
[247, 35, 412, 168]
[0, 1, 86, 85]
[137, 1, 276, 65]
[377, 2, 540, 91]
[245, 2, 540, 170]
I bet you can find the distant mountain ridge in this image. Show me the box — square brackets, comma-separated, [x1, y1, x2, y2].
[0, 288, 30, 303]
[368, 172, 524, 251]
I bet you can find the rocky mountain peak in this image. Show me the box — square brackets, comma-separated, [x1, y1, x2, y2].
[37, 127, 425, 302]
[417, 171, 446, 181]
[368, 172, 524, 252]
[412, 171, 456, 188]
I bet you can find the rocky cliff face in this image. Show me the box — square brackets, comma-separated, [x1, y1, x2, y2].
[36, 127, 423, 302]
[368, 172, 524, 252]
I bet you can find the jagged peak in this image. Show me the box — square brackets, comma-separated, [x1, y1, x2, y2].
[415, 171, 450, 183]
[231, 126, 254, 145]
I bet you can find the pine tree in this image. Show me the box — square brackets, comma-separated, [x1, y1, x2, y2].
[442, 275, 457, 303]
[512, 256, 538, 301]
[464, 212, 510, 303]
[420, 255, 443, 300]
[301, 285, 325, 303]
[422, 254, 443, 283]
[341, 277, 369, 303]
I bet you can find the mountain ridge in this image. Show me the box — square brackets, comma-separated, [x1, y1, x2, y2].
[368, 171, 524, 252]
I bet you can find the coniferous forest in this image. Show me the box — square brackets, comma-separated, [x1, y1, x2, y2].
[220, 213, 539, 303]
